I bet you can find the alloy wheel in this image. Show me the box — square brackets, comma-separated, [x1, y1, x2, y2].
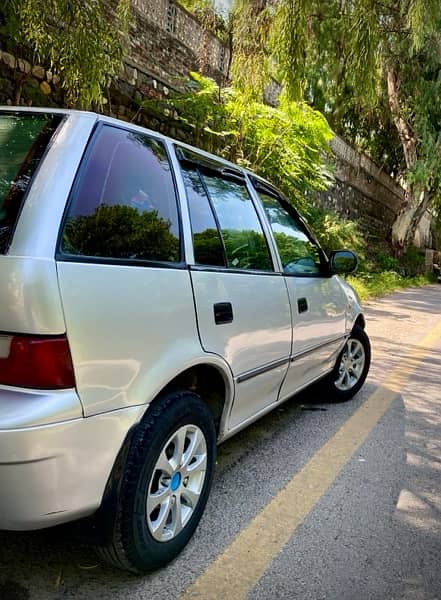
[146, 424, 208, 542]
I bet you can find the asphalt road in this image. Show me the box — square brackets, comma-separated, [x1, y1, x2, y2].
[1, 284, 440, 600]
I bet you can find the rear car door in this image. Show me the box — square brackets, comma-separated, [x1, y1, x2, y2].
[253, 184, 348, 399]
[176, 151, 292, 430]
[56, 123, 200, 416]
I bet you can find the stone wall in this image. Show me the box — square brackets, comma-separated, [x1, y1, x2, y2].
[0, 0, 229, 109]
[318, 136, 433, 248]
[127, 0, 228, 87]
[317, 135, 404, 241]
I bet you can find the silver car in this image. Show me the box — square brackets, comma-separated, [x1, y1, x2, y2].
[0, 108, 370, 572]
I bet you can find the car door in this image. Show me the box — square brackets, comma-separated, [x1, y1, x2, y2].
[176, 151, 292, 430]
[56, 123, 200, 416]
[252, 183, 348, 400]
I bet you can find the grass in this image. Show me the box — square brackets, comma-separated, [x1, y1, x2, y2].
[347, 271, 433, 302]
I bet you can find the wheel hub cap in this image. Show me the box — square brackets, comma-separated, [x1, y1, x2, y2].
[334, 338, 366, 392]
[170, 472, 181, 491]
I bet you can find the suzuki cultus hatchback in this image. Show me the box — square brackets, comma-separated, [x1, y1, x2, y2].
[0, 108, 370, 572]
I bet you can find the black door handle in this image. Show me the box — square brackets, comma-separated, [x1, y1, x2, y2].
[297, 297, 308, 313]
[214, 302, 233, 324]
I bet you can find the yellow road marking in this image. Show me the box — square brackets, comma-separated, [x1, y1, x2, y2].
[181, 320, 441, 600]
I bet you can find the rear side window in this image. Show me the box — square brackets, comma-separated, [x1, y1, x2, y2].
[60, 125, 181, 263]
[0, 112, 61, 253]
[183, 163, 273, 272]
[201, 173, 273, 271]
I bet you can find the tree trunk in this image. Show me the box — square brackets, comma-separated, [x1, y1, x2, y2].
[386, 67, 416, 170]
[391, 188, 432, 252]
[386, 65, 431, 250]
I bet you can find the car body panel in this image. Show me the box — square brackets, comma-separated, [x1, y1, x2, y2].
[0, 405, 144, 530]
[56, 262, 204, 416]
[0, 386, 83, 429]
[0, 108, 367, 532]
[279, 275, 348, 398]
[190, 270, 292, 428]
[0, 256, 66, 334]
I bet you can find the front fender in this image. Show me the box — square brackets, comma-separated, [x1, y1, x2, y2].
[337, 276, 365, 333]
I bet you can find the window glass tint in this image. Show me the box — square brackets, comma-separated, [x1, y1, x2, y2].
[61, 126, 180, 262]
[0, 112, 61, 253]
[259, 192, 322, 275]
[202, 174, 273, 271]
[182, 168, 225, 267]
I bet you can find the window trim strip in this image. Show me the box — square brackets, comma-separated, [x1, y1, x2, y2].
[56, 254, 187, 269]
[189, 264, 282, 276]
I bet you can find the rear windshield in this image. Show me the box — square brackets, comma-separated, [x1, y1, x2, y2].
[0, 112, 62, 253]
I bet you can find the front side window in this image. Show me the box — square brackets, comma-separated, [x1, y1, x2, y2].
[258, 191, 323, 276]
[0, 112, 61, 253]
[60, 125, 180, 263]
[201, 173, 273, 271]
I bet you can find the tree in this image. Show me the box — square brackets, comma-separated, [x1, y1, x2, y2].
[142, 72, 334, 211]
[232, 0, 441, 250]
[1, 0, 131, 108]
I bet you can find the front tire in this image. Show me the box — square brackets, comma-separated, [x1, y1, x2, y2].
[97, 391, 216, 573]
[322, 325, 371, 402]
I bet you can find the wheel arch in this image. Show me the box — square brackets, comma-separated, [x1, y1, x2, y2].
[353, 313, 366, 331]
[154, 362, 233, 437]
[95, 360, 232, 547]
[104, 356, 233, 495]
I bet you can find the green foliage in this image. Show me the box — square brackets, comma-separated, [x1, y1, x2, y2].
[142, 72, 372, 260]
[371, 250, 400, 272]
[306, 205, 366, 261]
[2, 0, 131, 108]
[272, 0, 309, 100]
[347, 272, 431, 302]
[230, 0, 274, 99]
[178, 0, 213, 12]
[402, 246, 425, 275]
[231, 0, 441, 245]
[142, 72, 334, 211]
[178, 0, 228, 38]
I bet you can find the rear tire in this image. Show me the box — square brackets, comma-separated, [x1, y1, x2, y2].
[321, 325, 371, 402]
[96, 391, 216, 573]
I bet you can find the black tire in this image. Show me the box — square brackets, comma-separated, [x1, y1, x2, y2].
[321, 325, 371, 402]
[96, 391, 216, 573]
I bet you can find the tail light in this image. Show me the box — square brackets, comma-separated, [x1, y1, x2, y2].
[0, 334, 75, 389]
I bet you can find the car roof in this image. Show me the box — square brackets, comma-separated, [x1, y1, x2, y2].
[1, 106, 277, 191]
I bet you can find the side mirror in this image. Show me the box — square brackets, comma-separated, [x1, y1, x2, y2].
[329, 250, 358, 274]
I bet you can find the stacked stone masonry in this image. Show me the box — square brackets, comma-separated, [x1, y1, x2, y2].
[317, 135, 404, 241]
[129, 0, 228, 84]
[317, 136, 432, 247]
